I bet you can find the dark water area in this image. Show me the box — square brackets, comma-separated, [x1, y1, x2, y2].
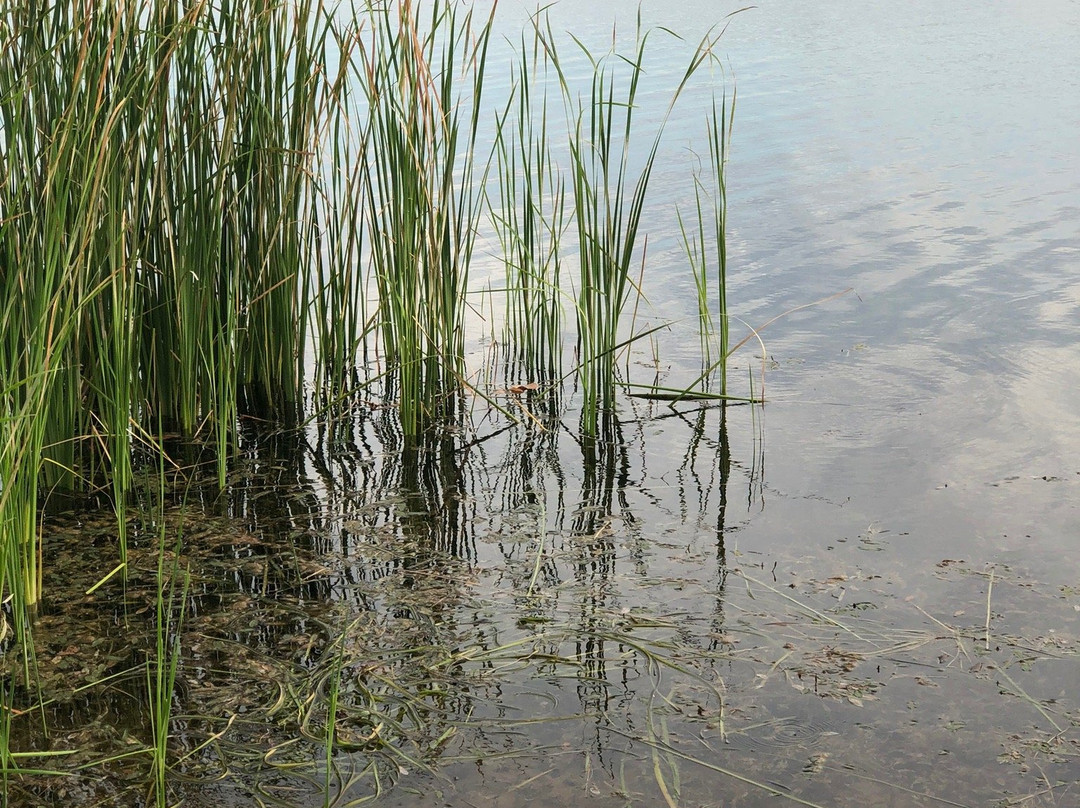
[6, 1, 1080, 806]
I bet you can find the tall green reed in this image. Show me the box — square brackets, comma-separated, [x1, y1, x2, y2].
[312, 45, 370, 408]
[147, 465, 189, 808]
[538, 15, 720, 435]
[0, 0, 348, 616]
[358, 0, 494, 436]
[491, 29, 566, 386]
[679, 96, 733, 394]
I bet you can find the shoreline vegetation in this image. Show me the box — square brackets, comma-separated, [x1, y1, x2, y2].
[1, 0, 745, 803]
[1, 0, 740, 609]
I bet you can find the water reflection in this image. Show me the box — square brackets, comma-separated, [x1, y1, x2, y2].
[297, 394, 749, 804]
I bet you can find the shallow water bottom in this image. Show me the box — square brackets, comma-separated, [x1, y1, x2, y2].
[6, 409, 1079, 808]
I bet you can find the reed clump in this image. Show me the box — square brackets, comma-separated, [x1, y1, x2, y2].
[0, 0, 352, 614]
[490, 28, 567, 387]
[533, 14, 730, 435]
[1, 0, 746, 609]
[357, 0, 495, 435]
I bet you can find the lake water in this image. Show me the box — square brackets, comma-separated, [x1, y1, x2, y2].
[11, 2, 1080, 806]
[393, 1, 1080, 805]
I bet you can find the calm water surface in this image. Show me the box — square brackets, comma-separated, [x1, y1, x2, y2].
[413, 1, 1080, 805]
